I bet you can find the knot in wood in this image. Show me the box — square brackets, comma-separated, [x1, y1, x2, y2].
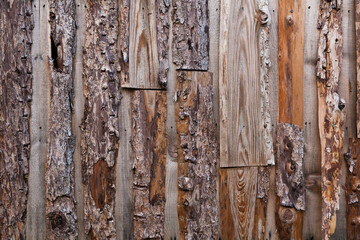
[287, 15, 294, 26]
[279, 207, 296, 224]
[259, 11, 269, 24]
[47, 211, 66, 230]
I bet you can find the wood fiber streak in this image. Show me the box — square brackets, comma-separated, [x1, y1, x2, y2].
[175, 72, 218, 239]
[345, 139, 360, 240]
[219, 0, 274, 167]
[131, 91, 167, 239]
[316, 1, 346, 239]
[125, 0, 169, 89]
[81, 0, 121, 238]
[0, 1, 32, 239]
[172, 0, 209, 70]
[45, 1, 77, 239]
[356, 0, 360, 138]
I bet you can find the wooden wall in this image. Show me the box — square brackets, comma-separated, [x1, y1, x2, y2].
[1, 0, 360, 239]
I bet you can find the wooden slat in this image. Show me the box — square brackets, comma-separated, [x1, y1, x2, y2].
[356, 0, 360, 138]
[316, 1, 346, 239]
[81, 0, 121, 238]
[175, 72, 218, 239]
[219, 0, 274, 167]
[44, 0, 77, 238]
[123, 0, 169, 89]
[0, 0, 32, 239]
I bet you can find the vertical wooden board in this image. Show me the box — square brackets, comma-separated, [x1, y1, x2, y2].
[219, 0, 274, 167]
[175, 72, 218, 239]
[45, 0, 77, 238]
[0, 0, 32, 239]
[123, 0, 170, 89]
[131, 90, 167, 239]
[356, 0, 360, 138]
[316, 1, 346, 239]
[81, 0, 121, 238]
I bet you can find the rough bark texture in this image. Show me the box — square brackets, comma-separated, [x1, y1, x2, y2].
[316, 1, 346, 239]
[45, 1, 77, 239]
[219, 0, 274, 167]
[276, 123, 305, 211]
[81, 0, 121, 238]
[175, 72, 218, 239]
[172, 0, 209, 70]
[345, 139, 360, 240]
[0, 1, 32, 239]
[131, 90, 167, 240]
[118, 0, 130, 86]
[356, 0, 360, 138]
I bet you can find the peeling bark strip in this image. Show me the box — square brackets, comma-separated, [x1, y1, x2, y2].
[0, 1, 32, 239]
[172, 0, 209, 70]
[316, 1, 345, 239]
[123, 0, 169, 89]
[131, 91, 167, 239]
[175, 72, 218, 239]
[345, 139, 360, 240]
[81, 0, 121, 238]
[45, 1, 77, 239]
[276, 123, 305, 211]
[219, 0, 274, 167]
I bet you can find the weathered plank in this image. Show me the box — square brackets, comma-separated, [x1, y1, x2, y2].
[81, 0, 121, 238]
[0, 0, 32, 239]
[175, 72, 218, 239]
[344, 139, 360, 240]
[316, 1, 346, 239]
[219, 0, 274, 167]
[131, 90, 167, 239]
[356, 0, 360, 138]
[172, 0, 209, 70]
[123, 0, 169, 89]
[45, 0, 77, 239]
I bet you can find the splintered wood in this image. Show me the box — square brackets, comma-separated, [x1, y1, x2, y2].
[0, 0, 33, 239]
[316, 1, 346, 239]
[131, 91, 167, 239]
[81, 0, 121, 238]
[45, 0, 77, 239]
[219, 0, 274, 167]
[175, 72, 218, 239]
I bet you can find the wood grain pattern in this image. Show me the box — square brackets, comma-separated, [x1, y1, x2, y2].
[45, 0, 77, 238]
[175, 72, 218, 239]
[123, 0, 169, 89]
[356, 0, 360, 138]
[219, 0, 274, 167]
[81, 0, 121, 238]
[131, 90, 167, 239]
[316, 1, 346, 239]
[345, 139, 360, 240]
[0, 0, 32, 239]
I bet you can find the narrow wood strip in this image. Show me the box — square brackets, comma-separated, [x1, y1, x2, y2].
[0, 1, 33, 239]
[45, 0, 77, 238]
[172, 0, 209, 70]
[81, 0, 121, 238]
[316, 1, 345, 239]
[356, 0, 360, 138]
[175, 72, 218, 239]
[131, 90, 167, 239]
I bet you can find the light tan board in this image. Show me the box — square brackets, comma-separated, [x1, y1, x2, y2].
[219, 0, 274, 167]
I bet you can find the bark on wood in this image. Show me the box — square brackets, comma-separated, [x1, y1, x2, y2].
[118, 0, 130, 86]
[172, 0, 209, 70]
[316, 1, 346, 239]
[219, 0, 274, 167]
[81, 0, 121, 238]
[45, 0, 77, 239]
[0, 1, 32, 239]
[175, 72, 218, 239]
[123, 0, 169, 89]
[131, 90, 167, 240]
[344, 139, 360, 240]
[356, 0, 360, 138]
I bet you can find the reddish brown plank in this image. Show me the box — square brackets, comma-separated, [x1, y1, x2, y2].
[356, 0, 360, 138]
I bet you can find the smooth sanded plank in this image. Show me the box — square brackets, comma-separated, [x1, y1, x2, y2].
[175, 72, 218, 239]
[45, 0, 77, 238]
[316, 1, 346, 239]
[131, 90, 167, 239]
[123, 0, 170, 89]
[0, 0, 32, 239]
[219, 0, 274, 167]
[356, 0, 360, 138]
[81, 0, 121, 238]
[345, 139, 360, 240]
